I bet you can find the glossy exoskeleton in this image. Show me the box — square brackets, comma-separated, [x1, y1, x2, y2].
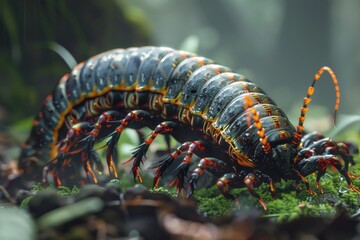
[17, 46, 359, 210]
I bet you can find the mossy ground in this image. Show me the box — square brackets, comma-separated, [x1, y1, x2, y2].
[15, 120, 360, 222]
[194, 161, 360, 221]
[20, 161, 360, 222]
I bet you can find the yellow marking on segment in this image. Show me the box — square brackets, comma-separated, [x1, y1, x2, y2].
[263, 105, 272, 116]
[272, 116, 280, 129]
[228, 143, 255, 168]
[201, 121, 255, 168]
[46, 49, 259, 169]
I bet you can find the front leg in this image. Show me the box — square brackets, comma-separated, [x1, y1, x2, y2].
[303, 136, 357, 174]
[216, 170, 275, 211]
[297, 155, 360, 194]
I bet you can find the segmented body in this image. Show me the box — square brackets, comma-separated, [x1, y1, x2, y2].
[18, 46, 358, 210]
[20, 47, 288, 171]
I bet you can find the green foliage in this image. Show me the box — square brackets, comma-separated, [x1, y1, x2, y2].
[57, 185, 79, 198]
[20, 184, 79, 208]
[196, 195, 233, 217]
[31, 183, 55, 192]
[109, 172, 137, 191]
[187, 155, 360, 221]
[17, 120, 360, 221]
[265, 191, 336, 222]
[340, 191, 359, 210]
[190, 181, 342, 221]
[329, 114, 360, 138]
[179, 35, 200, 53]
[266, 201, 335, 222]
[30, 183, 79, 197]
[150, 187, 178, 198]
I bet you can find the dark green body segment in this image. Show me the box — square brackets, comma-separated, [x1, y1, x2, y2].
[151, 51, 195, 91]
[214, 93, 275, 130]
[41, 99, 60, 130]
[191, 73, 237, 114]
[179, 64, 231, 107]
[94, 53, 113, 93]
[52, 80, 69, 114]
[232, 116, 293, 155]
[124, 48, 152, 88]
[20, 46, 296, 171]
[108, 50, 128, 88]
[79, 57, 97, 94]
[137, 48, 172, 90]
[164, 57, 214, 101]
[205, 82, 265, 120]
[223, 104, 287, 139]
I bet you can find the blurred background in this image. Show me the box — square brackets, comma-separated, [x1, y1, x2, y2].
[1, 0, 360, 137]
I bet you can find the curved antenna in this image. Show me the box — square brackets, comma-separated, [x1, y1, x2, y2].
[292, 66, 340, 149]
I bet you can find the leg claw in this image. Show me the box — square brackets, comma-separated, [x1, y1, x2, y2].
[348, 184, 360, 194]
[316, 181, 324, 194]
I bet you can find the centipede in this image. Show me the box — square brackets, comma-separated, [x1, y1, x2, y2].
[17, 46, 359, 210]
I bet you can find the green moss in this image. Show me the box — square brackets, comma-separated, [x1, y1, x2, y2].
[186, 156, 360, 220]
[341, 191, 359, 210]
[18, 138, 360, 222]
[57, 185, 79, 198]
[149, 187, 178, 198]
[108, 172, 138, 190]
[20, 184, 80, 208]
[197, 195, 233, 217]
[31, 184, 79, 198]
[31, 183, 55, 192]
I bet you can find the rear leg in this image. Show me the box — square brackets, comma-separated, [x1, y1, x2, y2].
[165, 141, 205, 194]
[78, 110, 124, 181]
[45, 122, 92, 185]
[64, 110, 150, 182]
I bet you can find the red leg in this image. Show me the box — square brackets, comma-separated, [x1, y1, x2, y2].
[48, 122, 92, 185]
[298, 155, 360, 194]
[216, 173, 241, 209]
[151, 141, 192, 188]
[104, 110, 150, 178]
[150, 140, 206, 193]
[168, 141, 206, 194]
[243, 173, 268, 211]
[216, 171, 273, 211]
[318, 155, 360, 194]
[124, 121, 178, 182]
[188, 157, 227, 197]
